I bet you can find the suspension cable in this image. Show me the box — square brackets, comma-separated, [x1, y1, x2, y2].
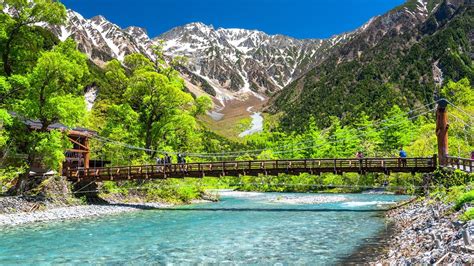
[445, 100, 474, 121]
[91, 107, 436, 158]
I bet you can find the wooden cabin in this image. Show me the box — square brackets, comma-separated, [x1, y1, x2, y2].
[12, 113, 108, 174]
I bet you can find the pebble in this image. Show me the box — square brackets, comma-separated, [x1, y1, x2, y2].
[374, 199, 474, 264]
[0, 196, 170, 227]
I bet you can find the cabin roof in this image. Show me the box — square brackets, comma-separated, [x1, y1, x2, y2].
[10, 112, 97, 137]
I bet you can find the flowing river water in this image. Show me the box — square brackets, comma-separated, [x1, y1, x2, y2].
[0, 192, 409, 264]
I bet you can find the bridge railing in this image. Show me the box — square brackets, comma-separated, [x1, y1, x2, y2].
[446, 156, 473, 173]
[67, 157, 436, 181]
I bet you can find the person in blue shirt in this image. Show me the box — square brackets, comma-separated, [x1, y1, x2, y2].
[399, 147, 407, 167]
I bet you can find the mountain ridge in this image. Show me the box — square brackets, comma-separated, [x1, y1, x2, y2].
[271, 0, 472, 130]
[43, 0, 438, 107]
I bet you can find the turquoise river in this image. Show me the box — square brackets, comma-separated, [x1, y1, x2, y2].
[0, 192, 409, 264]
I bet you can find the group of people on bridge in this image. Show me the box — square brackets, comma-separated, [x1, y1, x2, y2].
[354, 147, 408, 167]
[155, 153, 188, 172]
[155, 153, 187, 165]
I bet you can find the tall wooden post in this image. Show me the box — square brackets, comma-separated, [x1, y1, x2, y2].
[83, 137, 90, 169]
[436, 99, 449, 166]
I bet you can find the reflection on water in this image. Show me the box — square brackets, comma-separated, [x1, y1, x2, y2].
[0, 193, 409, 264]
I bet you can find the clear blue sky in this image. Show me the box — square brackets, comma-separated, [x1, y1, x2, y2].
[61, 0, 406, 39]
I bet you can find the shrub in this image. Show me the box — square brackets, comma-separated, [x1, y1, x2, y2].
[461, 208, 474, 221]
[102, 181, 128, 195]
[0, 166, 25, 193]
[454, 190, 474, 210]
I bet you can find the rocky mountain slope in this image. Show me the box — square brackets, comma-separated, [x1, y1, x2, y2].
[45, 0, 444, 108]
[47, 10, 156, 66]
[158, 23, 336, 104]
[270, 0, 473, 130]
[42, 0, 472, 135]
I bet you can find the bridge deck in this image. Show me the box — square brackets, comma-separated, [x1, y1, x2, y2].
[446, 157, 473, 173]
[67, 157, 437, 182]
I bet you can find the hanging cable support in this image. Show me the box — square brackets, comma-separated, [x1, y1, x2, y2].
[448, 114, 473, 128]
[90, 107, 436, 159]
[445, 100, 474, 121]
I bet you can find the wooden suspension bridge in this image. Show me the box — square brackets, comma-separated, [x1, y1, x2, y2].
[65, 99, 472, 183]
[67, 157, 439, 182]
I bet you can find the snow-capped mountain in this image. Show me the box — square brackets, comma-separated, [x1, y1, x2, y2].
[158, 23, 333, 103]
[45, 0, 440, 106]
[48, 10, 155, 66]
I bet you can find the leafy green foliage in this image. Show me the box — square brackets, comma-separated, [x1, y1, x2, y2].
[461, 208, 474, 221]
[454, 190, 474, 211]
[274, 6, 473, 131]
[0, 0, 66, 76]
[33, 130, 71, 170]
[0, 108, 12, 147]
[0, 166, 25, 192]
[16, 39, 88, 128]
[90, 46, 214, 165]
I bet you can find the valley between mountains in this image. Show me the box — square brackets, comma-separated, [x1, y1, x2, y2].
[39, 0, 472, 138]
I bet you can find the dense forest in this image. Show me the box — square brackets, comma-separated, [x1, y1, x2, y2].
[0, 0, 472, 202]
[272, 2, 473, 130]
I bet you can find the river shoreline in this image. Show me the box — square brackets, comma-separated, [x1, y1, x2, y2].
[368, 197, 473, 264]
[0, 197, 174, 227]
[340, 219, 395, 264]
[0, 191, 353, 227]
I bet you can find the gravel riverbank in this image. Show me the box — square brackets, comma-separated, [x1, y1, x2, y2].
[0, 196, 173, 227]
[374, 198, 474, 264]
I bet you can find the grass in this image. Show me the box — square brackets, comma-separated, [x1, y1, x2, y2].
[199, 113, 248, 141]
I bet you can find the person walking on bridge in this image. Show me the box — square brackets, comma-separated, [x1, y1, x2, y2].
[471, 151, 474, 160]
[355, 151, 364, 169]
[398, 147, 407, 167]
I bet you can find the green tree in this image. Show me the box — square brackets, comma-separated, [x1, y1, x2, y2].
[1, 0, 66, 76]
[11, 39, 89, 174]
[354, 113, 382, 156]
[17, 39, 89, 130]
[125, 68, 193, 150]
[301, 116, 330, 158]
[325, 116, 359, 157]
[378, 105, 415, 153]
[99, 104, 146, 165]
[0, 108, 12, 148]
[101, 59, 129, 103]
[94, 52, 214, 164]
[193, 95, 212, 116]
[123, 53, 154, 73]
[441, 78, 474, 107]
